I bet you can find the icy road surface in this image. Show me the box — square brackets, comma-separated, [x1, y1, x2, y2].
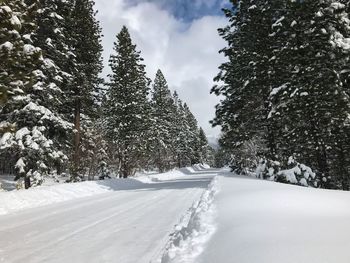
[0, 169, 218, 263]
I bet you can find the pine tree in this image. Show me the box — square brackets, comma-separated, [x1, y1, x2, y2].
[171, 93, 190, 167]
[198, 127, 214, 165]
[211, 0, 275, 168]
[214, 146, 231, 168]
[0, 0, 71, 188]
[183, 103, 200, 165]
[32, 0, 75, 174]
[336, 1, 350, 190]
[150, 69, 176, 172]
[105, 26, 151, 178]
[67, 0, 103, 180]
[269, 0, 350, 187]
[80, 108, 109, 180]
[214, 0, 350, 189]
[0, 86, 7, 106]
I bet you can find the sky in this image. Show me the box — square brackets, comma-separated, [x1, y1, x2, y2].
[95, 0, 229, 138]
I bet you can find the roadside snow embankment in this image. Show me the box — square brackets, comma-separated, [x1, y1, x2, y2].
[0, 169, 193, 215]
[0, 179, 124, 215]
[158, 176, 219, 263]
[197, 174, 350, 263]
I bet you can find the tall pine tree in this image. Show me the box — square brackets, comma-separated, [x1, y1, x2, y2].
[0, 0, 71, 188]
[104, 26, 151, 178]
[150, 69, 176, 172]
[67, 0, 103, 180]
[213, 0, 350, 188]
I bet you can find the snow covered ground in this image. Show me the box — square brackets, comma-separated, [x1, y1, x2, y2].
[197, 173, 350, 263]
[1, 168, 350, 263]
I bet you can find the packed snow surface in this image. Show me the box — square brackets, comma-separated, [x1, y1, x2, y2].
[0, 169, 202, 215]
[0, 168, 219, 263]
[197, 173, 350, 263]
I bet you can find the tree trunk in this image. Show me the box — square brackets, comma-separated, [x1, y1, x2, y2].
[120, 152, 129, 178]
[122, 161, 129, 178]
[123, 169, 128, 178]
[73, 100, 81, 179]
[267, 125, 277, 160]
[310, 117, 330, 187]
[24, 176, 31, 189]
[338, 145, 349, 191]
[157, 148, 164, 173]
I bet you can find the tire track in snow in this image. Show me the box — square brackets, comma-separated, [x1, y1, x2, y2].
[153, 176, 219, 263]
[0, 171, 216, 263]
[2, 190, 171, 263]
[0, 191, 134, 232]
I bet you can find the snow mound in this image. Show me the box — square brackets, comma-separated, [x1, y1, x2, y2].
[0, 168, 200, 215]
[193, 164, 211, 170]
[158, 176, 218, 263]
[137, 169, 189, 183]
[0, 179, 125, 215]
[197, 175, 350, 263]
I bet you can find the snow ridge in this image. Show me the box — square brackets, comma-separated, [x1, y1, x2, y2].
[157, 176, 218, 263]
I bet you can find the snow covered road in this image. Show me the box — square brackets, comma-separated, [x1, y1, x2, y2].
[0, 170, 218, 263]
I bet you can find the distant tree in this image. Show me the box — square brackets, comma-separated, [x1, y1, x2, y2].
[171, 93, 190, 167]
[214, 147, 231, 168]
[198, 127, 214, 165]
[150, 70, 176, 172]
[183, 103, 200, 165]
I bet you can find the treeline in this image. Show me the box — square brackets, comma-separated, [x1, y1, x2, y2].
[0, 0, 214, 188]
[212, 0, 350, 190]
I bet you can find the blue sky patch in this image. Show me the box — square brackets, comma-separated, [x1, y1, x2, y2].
[127, 0, 229, 22]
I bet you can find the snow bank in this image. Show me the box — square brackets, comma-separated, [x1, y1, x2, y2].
[197, 175, 350, 263]
[136, 169, 189, 183]
[0, 180, 119, 215]
[158, 176, 218, 263]
[0, 168, 200, 215]
[193, 164, 211, 170]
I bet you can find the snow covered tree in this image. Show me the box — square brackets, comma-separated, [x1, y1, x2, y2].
[198, 127, 214, 165]
[66, 0, 103, 180]
[214, 146, 231, 168]
[33, 0, 73, 107]
[183, 103, 200, 165]
[171, 93, 191, 167]
[0, 86, 7, 105]
[168, 92, 204, 168]
[0, 0, 72, 188]
[80, 110, 109, 180]
[31, 0, 75, 174]
[211, 0, 278, 168]
[213, 0, 350, 189]
[104, 26, 151, 178]
[268, 0, 350, 188]
[150, 69, 176, 172]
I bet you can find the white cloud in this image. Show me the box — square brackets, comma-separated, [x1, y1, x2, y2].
[95, 0, 226, 137]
